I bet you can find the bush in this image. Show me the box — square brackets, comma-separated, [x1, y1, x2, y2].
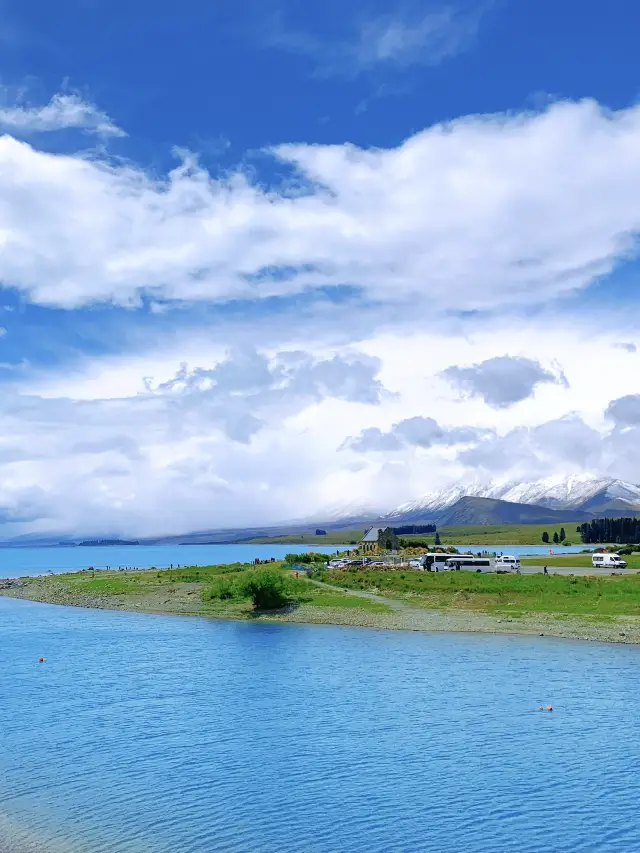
[205, 577, 237, 601]
[284, 552, 327, 565]
[236, 569, 295, 610]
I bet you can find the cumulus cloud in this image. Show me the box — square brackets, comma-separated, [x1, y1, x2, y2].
[0, 346, 393, 535]
[458, 415, 603, 474]
[267, 6, 483, 78]
[3, 99, 640, 310]
[441, 355, 568, 408]
[343, 416, 493, 452]
[605, 394, 640, 426]
[613, 341, 637, 352]
[141, 347, 392, 442]
[0, 92, 125, 137]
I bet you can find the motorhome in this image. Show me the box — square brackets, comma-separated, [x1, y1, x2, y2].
[591, 553, 627, 569]
[495, 555, 521, 571]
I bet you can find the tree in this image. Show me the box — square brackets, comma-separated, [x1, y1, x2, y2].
[559, 528, 566, 542]
[553, 531, 559, 544]
[576, 526, 581, 533]
[237, 569, 294, 610]
[434, 531, 441, 546]
[315, 529, 327, 536]
[542, 531, 549, 544]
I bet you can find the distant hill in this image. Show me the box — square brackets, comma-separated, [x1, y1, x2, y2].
[436, 497, 592, 526]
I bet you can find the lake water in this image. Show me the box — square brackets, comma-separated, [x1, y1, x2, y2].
[0, 543, 590, 578]
[1, 597, 638, 853]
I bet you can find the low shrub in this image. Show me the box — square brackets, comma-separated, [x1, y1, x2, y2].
[236, 569, 296, 610]
[205, 577, 238, 601]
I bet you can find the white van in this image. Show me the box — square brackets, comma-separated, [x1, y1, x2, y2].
[591, 553, 627, 569]
[495, 555, 521, 571]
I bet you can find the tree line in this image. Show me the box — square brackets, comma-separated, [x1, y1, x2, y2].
[393, 524, 437, 534]
[541, 528, 566, 544]
[577, 517, 640, 544]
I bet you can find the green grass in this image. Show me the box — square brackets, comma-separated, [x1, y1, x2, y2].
[323, 569, 640, 616]
[40, 562, 391, 616]
[404, 523, 585, 547]
[521, 555, 640, 569]
[244, 523, 589, 547]
[294, 579, 391, 612]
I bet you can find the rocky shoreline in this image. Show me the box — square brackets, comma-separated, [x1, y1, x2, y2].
[2, 576, 640, 645]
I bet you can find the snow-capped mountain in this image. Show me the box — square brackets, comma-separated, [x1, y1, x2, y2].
[495, 474, 640, 510]
[386, 483, 497, 519]
[385, 474, 640, 521]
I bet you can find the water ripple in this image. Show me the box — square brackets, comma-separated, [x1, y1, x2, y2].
[0, 598, 639, 853]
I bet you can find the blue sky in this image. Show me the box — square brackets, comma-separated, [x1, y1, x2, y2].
[0, 0, 639, 536]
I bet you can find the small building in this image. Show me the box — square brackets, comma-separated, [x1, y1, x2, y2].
[360, 527, 384, 553]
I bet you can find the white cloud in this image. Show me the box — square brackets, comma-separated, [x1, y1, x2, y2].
[1, 319, 636, 536]
[343, 417, 493, 451]
[3, 95, 640, 533]
[0, 92, 125, 137]
[440, 355, 568, 408]
[605, 394, 640, 426]
[267, 6, 483, 78]
[0, 345, 393, 535]
[2, 99, 640, 311]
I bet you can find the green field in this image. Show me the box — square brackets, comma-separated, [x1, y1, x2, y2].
[403, 523, 584, 547]
[521, 555, 640, 569]
[322, 568, 640, 616]
[248, 522, 586, 547]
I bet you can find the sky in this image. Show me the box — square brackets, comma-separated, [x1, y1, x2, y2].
[0, 0, 640, 538]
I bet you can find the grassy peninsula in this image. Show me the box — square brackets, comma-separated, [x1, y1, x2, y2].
[2, 559, 640, 644]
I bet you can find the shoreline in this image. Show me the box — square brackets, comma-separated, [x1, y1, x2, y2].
[2, 578, 640, 646]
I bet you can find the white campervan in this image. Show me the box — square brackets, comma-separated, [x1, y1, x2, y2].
[495, 555, 521, 572]
[591, 553, 627, 569]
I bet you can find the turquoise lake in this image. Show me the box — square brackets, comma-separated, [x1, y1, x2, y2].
[0, 597, 638, 853]
[0, 543, 589, 578]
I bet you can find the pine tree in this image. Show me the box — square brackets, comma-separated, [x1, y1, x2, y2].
[553, 531, 559, 544]
[542, 531, 549, 544]
[560, 528, 566, 542]
[435, 531, 441, 546]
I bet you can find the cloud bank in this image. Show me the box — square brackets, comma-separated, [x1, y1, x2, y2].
[2, 100, 640, 312]
[1, 94, 640, 534]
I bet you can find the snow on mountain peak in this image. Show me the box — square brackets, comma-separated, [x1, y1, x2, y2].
[385, 473, 640, 519]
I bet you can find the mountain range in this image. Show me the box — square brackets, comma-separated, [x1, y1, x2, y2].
[384, 474, 640, 523]
[2, 474, 639, 547]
